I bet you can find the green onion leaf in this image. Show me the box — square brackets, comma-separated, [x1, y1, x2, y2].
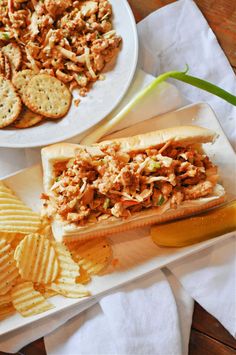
[157, 195, 165, 206]
[0, 32, 10, 40]
[150, 160, 161, 171]
[81, 65, 236, 145]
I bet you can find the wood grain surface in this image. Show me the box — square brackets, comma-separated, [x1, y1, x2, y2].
[0, 1, 235, 355]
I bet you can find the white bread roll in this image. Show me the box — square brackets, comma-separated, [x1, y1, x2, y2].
[41, 125, 225, 242]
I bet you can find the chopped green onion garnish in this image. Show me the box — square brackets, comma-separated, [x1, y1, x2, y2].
[157, 195, 165, 206]
[149, 160, 161, 171]
[0, 32, 10, 40]
[67, 159, 75, 168]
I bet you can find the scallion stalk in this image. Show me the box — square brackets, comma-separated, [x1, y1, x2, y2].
[81, 66, 236, 145]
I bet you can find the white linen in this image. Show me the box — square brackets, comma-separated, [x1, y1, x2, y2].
[169, 234, 236, 337]
[45, 270, 193, 355]
[0, 0, 235, 353]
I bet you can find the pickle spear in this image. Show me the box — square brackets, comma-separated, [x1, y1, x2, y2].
[151, 200, 236, 247]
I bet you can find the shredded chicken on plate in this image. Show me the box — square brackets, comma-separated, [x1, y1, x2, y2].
[42, 142, 219, 225]
[0, 0, 121, 94]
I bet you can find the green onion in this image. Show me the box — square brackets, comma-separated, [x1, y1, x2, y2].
[0, 32, 10, 40]
[67, 159, 75, 168]
[103, 198, 110, 209]
[149, 161, 161, 171]
[157, 195, 165, 206]
[81, 65, 236, 145]
[167, 66, 236, 106]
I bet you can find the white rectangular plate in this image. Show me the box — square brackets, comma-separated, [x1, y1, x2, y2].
[0, 102, 235, 336]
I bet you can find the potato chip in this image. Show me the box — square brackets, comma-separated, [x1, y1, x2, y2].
[34, 283, 57, 299]
[0, 293, 11, 306]
[0, 292, 15, 319]
[15, 234, 59, 284]
[10, 234, 26, 250]
[0, 303, 15, 320]
[0, 239, 19, 295]
[76, 266, 91, 285]
[68, 237, 112, 275]
[0, 232, 16, 244]
[0, 182, 41, 234]
[48, 242, 89, 298]
[0, 182, 13, 194]
[11, 281, 54, 317]
[0, 231, 26, 249]
[38, 218, 54, 240]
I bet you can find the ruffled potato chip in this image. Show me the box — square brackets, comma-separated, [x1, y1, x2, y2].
[0, 182, 41, 234]
[0, 293, 15, 320]
[0, 238, 19, 295]
[48, 242, 89, 298]
[0, 303, 15, 320]
[11, 281, 54, 317]
[68, 237, 112, 276]
[14, 234, 59, 284]
[76, 266, 91, 285]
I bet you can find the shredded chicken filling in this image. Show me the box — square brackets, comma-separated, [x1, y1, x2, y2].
[0, 0, 121, 94]
[43, 142, 218, 225]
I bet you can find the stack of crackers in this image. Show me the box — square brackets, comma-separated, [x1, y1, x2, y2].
[0, 43, 72, 129]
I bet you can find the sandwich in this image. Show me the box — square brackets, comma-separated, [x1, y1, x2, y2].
[41, 125, 226, 242]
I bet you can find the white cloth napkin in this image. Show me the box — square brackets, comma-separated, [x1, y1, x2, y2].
[0, 0, 236, 353]
[45, 270, 193, 355]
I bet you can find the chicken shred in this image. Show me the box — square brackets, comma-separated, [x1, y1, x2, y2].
[42, 142, 219, 225]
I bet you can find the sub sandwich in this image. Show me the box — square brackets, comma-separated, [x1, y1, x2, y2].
[41, 126, 226, 242]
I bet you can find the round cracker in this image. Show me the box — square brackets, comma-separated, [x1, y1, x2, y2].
[12, 69, 35, 99]
[23, 74, 72, 119]
[0, 76, 21, 128]
[13, 106, 43, 129]
[4, 55, 11, 80]
[2, 43, 22, 71]
[0, 51, 5, 76]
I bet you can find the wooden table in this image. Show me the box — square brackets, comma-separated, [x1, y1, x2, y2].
[1, 1, 236, 354]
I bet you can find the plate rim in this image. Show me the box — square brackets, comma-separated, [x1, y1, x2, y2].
[0, 0, 139, 148]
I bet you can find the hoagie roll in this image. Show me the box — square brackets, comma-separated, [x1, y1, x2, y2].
[41, 126, 226, 242]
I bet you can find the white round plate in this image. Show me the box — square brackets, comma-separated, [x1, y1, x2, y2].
[0, 0, 138, 148]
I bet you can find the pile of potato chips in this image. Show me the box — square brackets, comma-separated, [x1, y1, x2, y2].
[0, 181, 113, 319]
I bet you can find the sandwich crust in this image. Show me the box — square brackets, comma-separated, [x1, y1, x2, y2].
[97, 125, 217, 153]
